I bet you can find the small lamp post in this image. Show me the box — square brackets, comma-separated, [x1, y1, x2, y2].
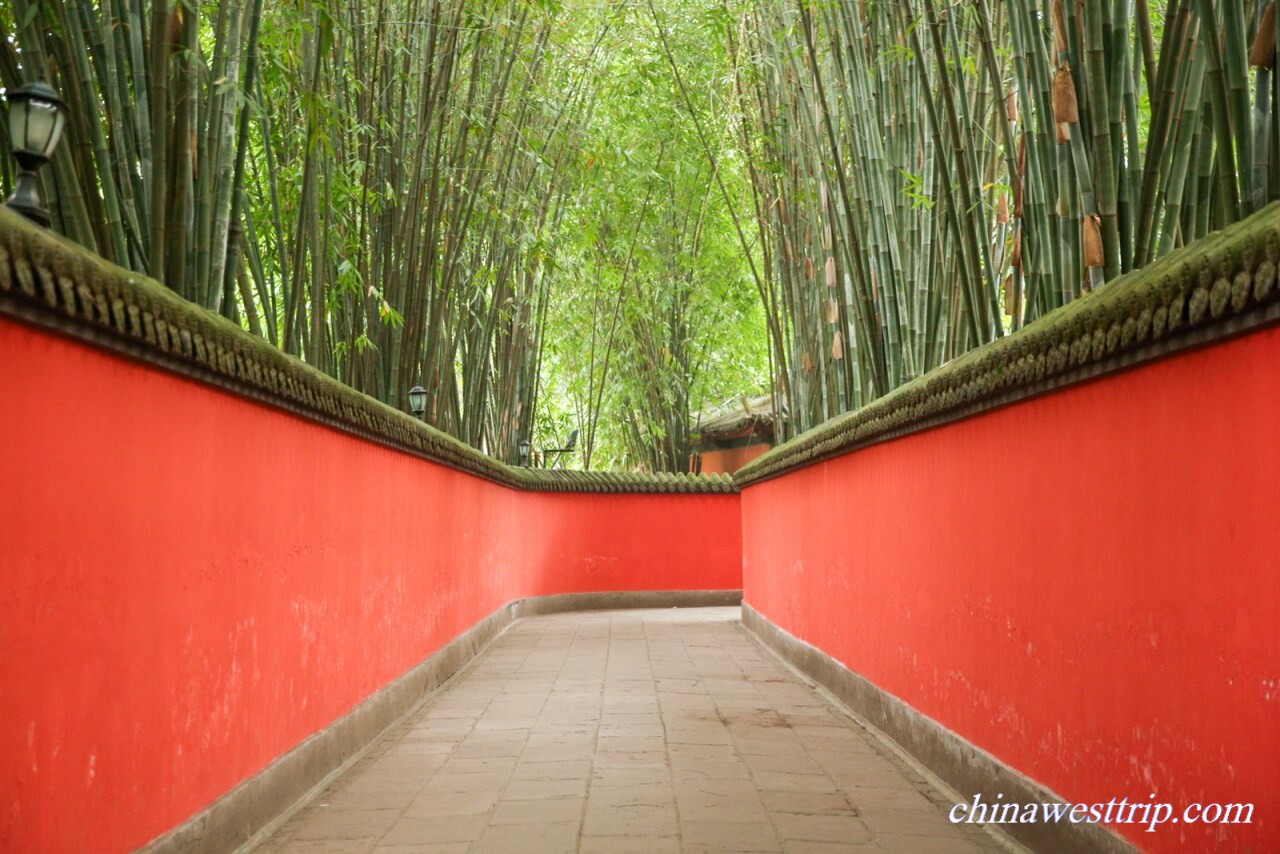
[408, 385, 427, 419]
[4, 82, 67, 228]
[518, 439, 531, 467]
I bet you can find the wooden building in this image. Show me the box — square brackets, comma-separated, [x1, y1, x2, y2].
[689, 394, 778, 474]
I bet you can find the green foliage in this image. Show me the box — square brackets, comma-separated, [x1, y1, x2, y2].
[527, 0, 767, 471]
[729, 0, 1275, 439]
[5, 0, 1270, 473]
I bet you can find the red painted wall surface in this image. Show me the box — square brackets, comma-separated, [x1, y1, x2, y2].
[741, 327, 1280, 852]
[0, 317, 741, 854]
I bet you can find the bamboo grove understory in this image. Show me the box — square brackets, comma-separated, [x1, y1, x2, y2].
[2, 0, 1276, 468]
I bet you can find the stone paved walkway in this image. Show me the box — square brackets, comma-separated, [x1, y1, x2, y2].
[254, 608, 1014, 853]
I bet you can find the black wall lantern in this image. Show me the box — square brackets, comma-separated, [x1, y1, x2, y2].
[518, 439, 531, 467]
[4, 82, 66, 228]
[408, 385, 427, 418]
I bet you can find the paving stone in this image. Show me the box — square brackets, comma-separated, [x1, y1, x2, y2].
[451, 741, 526, 759]
[501, 776, 588, 800]
[744, 753, 826, 776]
[383, 739, 455, 756]
[596, 768, 675, 791]
[420, 771, 511, 793]
[760, 789, 857, 815]
[668, 743, 740, 762]
[318, 783, 420, 813]
[771, 812, 874, 843]
[510, 759, 592, 781]
[681, 818, 782, 851]
[377, 813, 490, 845]
[405, 723, 472, 740]
[403, 788, 498, 817]
[522, 742, 596, 762]
[490, 796, 585, 825]
[735, 736, 805, 757]
[667, 728, 736, 746]
[274, 840, 376, 853]
[751, 770, 845, 794]
[348, 760, 436, 786]
[844, 784, 937, 810]
[781, 842, 880, 853]
[419, 707, 477, 721]
[251, 608, 1012, 854]
[599, 711, 663, 725]
[473, 820, 580, 853]
[671, 758, 754, 780]
[858, 805, 968, 836]
[579, 835, 680, 853]
[592, 776, 673, 802]
[524, 732, 595, 750]
[874, 833, 990, 853]
[597, 734, 666, 752]
[583, 802, 680, 836]
[289, 809, 399, 842]
[675, 776, 764, 801]
[439, 755, 518, 775]
[592, 749, 668, 768]
[599, 725, 666, 740]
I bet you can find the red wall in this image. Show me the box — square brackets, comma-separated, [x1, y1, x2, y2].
[0, 317, 741, 854]
[9, 303, 1276, 854]
[742, 327, 1280, 852]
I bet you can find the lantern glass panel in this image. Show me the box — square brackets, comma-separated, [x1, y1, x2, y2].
[32, 99, 66, 158]
[7, 93, 65, 161]
[408, 386, 427, 415]
[7, 104, 24, 157]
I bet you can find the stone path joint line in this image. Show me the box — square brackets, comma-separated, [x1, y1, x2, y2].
[254, 607, 1017, 853]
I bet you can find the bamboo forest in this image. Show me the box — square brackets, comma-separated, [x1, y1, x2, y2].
[2, 0, 1276, 470]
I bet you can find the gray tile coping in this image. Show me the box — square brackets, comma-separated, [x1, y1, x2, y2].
[250, 608, 1020, 854]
